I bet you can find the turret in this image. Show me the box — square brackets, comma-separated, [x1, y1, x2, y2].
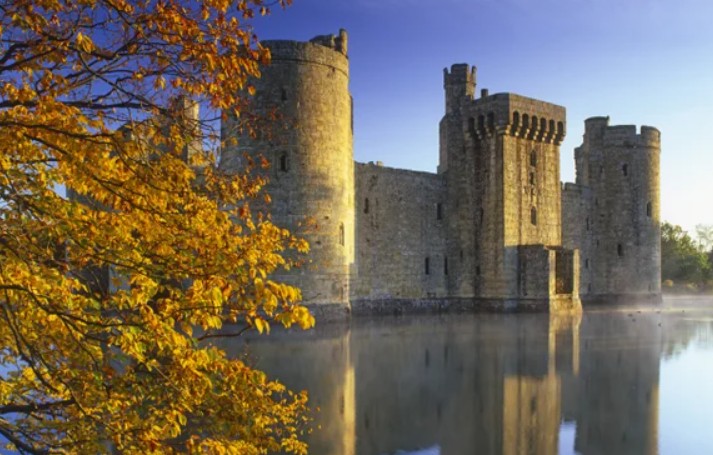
[443, 64, 476, 116]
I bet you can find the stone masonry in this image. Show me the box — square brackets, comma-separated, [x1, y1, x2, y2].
[221, 30, 661, 316]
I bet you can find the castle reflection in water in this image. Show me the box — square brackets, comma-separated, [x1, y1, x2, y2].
[216, 300, 713, 455]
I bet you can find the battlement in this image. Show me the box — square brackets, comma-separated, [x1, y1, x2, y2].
[583, 116, 660, 148]
[309, 29, 348, 56]
[463, 93, 566, 145]
[444, 64, 477, 90]
[262, 30, 349, 77]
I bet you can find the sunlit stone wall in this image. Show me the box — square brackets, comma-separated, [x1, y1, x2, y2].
[352, 163, 447, 301]
[439, 68, 570, 304]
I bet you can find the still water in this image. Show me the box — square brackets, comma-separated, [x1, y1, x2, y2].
[220, 297, 713, 455]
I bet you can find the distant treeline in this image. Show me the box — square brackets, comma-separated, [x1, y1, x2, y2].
[661, 222, 713, 293]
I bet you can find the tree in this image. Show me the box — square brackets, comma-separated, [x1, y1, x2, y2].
[661, 222, 711, 286]
[0, 1, 315, 453]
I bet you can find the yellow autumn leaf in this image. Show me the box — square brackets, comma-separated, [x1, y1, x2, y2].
[0, 1, 311, 454]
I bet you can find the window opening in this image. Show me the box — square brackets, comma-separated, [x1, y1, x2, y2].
[436, 203, 443, 220]
[425, 257, 430, 275]
[617, 243, 624, 257]
[339, 223, 345, 246]
[279, 154, 288, 172]
[444, 257, 448, 276]
[530, 207, 537, 225]
[364, 198, 369, 214]
[623, 164, 628, 176]
[646, 202, 652, 217]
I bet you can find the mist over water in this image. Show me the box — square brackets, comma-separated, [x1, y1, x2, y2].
[219, 297, 713, 455]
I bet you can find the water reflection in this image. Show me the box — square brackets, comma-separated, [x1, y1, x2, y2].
[216, 298, 713, 455]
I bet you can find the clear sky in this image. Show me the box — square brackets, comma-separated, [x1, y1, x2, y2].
[253, 0, 713, 234]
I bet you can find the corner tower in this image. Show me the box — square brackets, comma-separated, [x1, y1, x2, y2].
[571, 117, 661, 301]
[221, 30, 354, 314]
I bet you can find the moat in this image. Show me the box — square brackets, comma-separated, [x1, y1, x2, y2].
[219, 296, 713, 455]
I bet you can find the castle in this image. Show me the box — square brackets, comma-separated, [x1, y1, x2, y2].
[221, 30, 661, 317]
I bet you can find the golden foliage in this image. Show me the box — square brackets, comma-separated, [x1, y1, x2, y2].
[0, 0, 316, 453]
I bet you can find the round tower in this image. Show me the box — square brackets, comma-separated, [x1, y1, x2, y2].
[221, 31, 354, 313]
[586, 121, 661, 299]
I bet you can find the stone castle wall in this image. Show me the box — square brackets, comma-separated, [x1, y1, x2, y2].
[352, 162, 447, 301]
[561, 183, 593, 294]
[219, 31, 660, 313]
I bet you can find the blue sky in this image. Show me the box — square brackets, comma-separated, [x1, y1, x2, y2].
[253, 0, 713, 234]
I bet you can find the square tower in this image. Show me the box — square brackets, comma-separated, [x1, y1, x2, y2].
[440, 67, 579, 311]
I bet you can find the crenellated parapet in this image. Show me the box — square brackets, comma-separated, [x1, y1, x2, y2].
[262, 30, 349, 78]
[583, 116, 660, 149]
[308, 28, 348, 56]
[462, 93, 566, 145]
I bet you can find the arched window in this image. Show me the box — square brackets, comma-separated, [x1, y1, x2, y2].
[646, 202, 652, 217]
[549, 119, 555, 133]
[622, 164, 628, 176]
[532, 116, 539, 131]
[557, 121, 564, 135]
[364, 198, 369, 214]
[487, 112, 495, 129]
[530, 150, 537, 167]
[513, 111, 520, 127]
[540, 117, 547, 132]
[339, 223, 345, 246]
[279, 153, 288, 172]
[522, 114, 530, 129]
[478, 115, 485, 130]
[468, 117, 476, 135]
[530, 207, 537, 225]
